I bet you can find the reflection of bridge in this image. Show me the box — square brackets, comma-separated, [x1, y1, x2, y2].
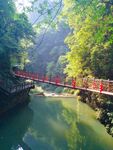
[14, 70, 113, 96]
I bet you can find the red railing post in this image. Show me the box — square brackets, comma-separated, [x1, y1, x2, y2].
[55, 76, 58, 84]
[72, 78, 76, 88]
[58, 77, 60, 84]
[45, 76, 48, 81]
[100, 80, 103, 93]
[55, 76, 60, 84]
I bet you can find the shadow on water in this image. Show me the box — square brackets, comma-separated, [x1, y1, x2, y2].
[24, 96, 113, 150]
[0, 103, 33, 150]
[1, 96, 113, 150]
[25, 97, 85, 150]
[24, 97, 70, 150]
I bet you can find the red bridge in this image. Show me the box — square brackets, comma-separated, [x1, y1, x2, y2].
[14, 70, 113, 96]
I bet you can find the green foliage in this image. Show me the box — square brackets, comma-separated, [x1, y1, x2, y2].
[0, 0, 34, 72]
[55, 87, 63, 93]
[61, 0, 113, 79]
[28, 0, 63, 30]
[27, 24, 69, 78]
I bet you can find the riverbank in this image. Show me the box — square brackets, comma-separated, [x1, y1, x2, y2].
[30, 85, 77, 98]
[0, 88, 31, 116]
[36, 91, 76, 98]
[78, 90, 113, 137]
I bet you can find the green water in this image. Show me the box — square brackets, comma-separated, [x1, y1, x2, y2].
[0, 96, 113, 150]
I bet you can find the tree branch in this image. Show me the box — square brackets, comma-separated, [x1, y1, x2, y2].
[33, 0, 63, 49]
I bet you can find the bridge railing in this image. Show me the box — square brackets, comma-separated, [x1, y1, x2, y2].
[0, 78, 34, 94]
[9, 82, 34, 93]
[14, 70, 113, 94]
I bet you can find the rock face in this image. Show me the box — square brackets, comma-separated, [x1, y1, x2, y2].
[78, 90, 113, 137]
[0, 88, 31, 116]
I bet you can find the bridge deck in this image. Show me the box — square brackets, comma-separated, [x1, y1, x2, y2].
[14, 71, 113, 96]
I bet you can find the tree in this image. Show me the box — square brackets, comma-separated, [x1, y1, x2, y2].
[61, 0, 113, 79]
[27, 24, 69, 78]
[0, 0, 35, 72]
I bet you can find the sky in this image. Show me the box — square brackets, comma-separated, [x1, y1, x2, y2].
[15, 0, 59, 24]
[15, 0, 57, 13]
[15, 0, 32, 13]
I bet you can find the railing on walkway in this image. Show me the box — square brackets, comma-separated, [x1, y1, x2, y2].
[14, 70, 113, 96]
[0, 80, 34, 95]
[9, 82, 34, 94]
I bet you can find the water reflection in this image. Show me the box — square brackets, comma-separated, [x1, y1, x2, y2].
[24, 98, 69, 150]
[0, 105, 33, 150]
[24, 96, 113, 150]
[0, 96, 113, 150]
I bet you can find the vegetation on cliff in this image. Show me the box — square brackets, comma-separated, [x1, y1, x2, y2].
[60, 0, 113, 136]
[0, 0, 34, 72]
[61, 0, 113, 79]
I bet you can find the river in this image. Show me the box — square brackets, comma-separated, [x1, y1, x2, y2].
[0, 95, 113, 150]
